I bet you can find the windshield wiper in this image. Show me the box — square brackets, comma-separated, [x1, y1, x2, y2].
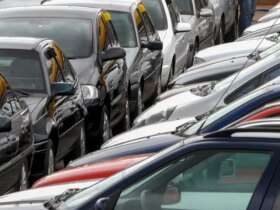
[174, 120, 197, 136]
[8, 89, 30, 97]
[44, 188, 82, 210]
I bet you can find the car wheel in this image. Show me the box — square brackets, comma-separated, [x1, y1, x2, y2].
[137, 86, 144, 115]
[19, 161, 28, 191]
[46, 142, 55, 175]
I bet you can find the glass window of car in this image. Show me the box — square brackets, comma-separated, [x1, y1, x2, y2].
[114, 150, 272, 210]
[175, 0, 194, 15]
[141, 11, 156, 39]
[106, 20, 119, 46]
[110, 11, 137, 48]
[168, 3, 180, 27]
[0, 49, 45, 92]
[98, 17, 112, 51]
[199, 0, 208, 8]
[0, 18, 93, 59]
[134, 9, 149, 42]
[142, 0, 168, 31]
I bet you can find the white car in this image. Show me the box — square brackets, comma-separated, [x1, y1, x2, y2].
[143, 0, 191, 87]
[133, 47, 280, 128]
[174, 0, 215, 64]
[193, 36, 276, 64]
[210, 0, 239, 43]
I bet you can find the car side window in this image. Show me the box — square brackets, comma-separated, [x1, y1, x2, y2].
[141, 11, 156, 38]
[225, 77, 261, 104]
[168, 3, 180, 28]
[134, 9, 149, 42]
[107, 20, 119, 46]
[98, 17, 112, 51]
[114, 150, 272, 210]
[262, 67, 280, 85]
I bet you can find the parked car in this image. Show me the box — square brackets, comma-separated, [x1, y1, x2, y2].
[210, 0, 239, 42]
[174, 0, 215, 60]
[61, 83, 280, 169]
[162, 37, 280, 99]
[0, 6, 129, 146]
[33, 154, 150, 188]
[141, 0, 191, 85]
[2, 127, 280, 210]
[240, 18, 280, 40]
[133, 45, 280, 128]
[0, 73, 33, 194]
[0, 37, 87, 179]
[44, 0, 164, 118]
[193, 36, 275, 65]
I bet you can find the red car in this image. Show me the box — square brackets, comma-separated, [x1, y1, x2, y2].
[33, 154, 152, 188]
[33, 102, 280, 189]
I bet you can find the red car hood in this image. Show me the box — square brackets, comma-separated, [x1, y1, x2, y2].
[33, 154, 151, 188]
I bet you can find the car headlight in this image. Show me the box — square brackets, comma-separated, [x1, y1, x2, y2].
[190, 81, 217, 97]
[133, 106, 176, 128]
[193, 57, 206, 65]
[81, 85, 99, 106]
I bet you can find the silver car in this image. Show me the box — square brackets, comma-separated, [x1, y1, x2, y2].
[210, 0, 239, 43]
[133, 47, 280, 128]
[174, 0, 215, 61]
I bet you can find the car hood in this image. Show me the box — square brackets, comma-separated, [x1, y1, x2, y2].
[133, 91, 202, 127]
[124, 47, 138, 70]
[0, 181, 98, 209]
[243, 19, 280, 35]
[69, 56, 99, 85]
[22, 96, 47, 121]
[103, 118, 193, 148]
[195, 39, 274, 62]
[259, 10, 280, 22]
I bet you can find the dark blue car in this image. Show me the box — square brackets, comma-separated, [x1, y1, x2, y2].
[69, 84, 280, 167]
[2, 125, 280, 210]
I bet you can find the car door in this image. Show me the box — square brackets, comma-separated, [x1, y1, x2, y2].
[196, 0, 213, 48]
[136, 4, 162, 101]
[169, 1, 189, 72]
[97, 12, 126, 123]
[47, 44, 83, 160]
[112, 144, 279, 210]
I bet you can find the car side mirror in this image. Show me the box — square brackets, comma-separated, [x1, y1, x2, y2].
[162, 184, 181, 205]
[175, 22, 192, 33]
[100, 47, 126, 63]
[141, 40, 163, 51]
[0, 116, 11, 132]
[95, 197, 110, 210]
[200, 8, 213, 18]
[51, 82, 75, 97]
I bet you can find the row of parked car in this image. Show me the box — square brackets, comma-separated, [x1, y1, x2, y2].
[0, 0, 240, 194]
[5, 0, 280, 210]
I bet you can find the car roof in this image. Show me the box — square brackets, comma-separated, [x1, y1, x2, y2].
[45, 0, 140, 12]
[0, 5, 101, 20]
[0, 37, 48, 50]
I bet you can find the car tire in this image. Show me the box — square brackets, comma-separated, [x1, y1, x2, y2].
[19, 160, 28, 191]
[100, 106, 112, 145]
[137, 86, 144, 116]
[156, 75, 162, 97]
[45, 141, 55, 175]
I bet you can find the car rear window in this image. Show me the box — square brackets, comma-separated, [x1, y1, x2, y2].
[0, 18, 93, 59]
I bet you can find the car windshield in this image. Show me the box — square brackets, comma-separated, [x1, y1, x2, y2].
[142, 0, 168, 30]
[0, 18, 93, 59]
[174, 0, 194, 15]
[0, 50, 45, 92]
[59, 142, 184, 209]
[111, 11, 138, 48]
[184, 86, 269, 135]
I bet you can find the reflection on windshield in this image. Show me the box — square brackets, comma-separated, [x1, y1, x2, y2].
[0, 50, 45, 92]
[142, 0, 168, 30]
[0, 18, 93, 59]
[174, 0, 194, 15]
[111, 12, 138, 48]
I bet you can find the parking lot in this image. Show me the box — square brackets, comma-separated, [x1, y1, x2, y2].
[1, 0, 280, 209]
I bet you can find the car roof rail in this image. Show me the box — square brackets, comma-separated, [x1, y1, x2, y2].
[205, 127, 280, 138]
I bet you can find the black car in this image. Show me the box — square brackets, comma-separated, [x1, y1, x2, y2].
[0, 6, 129, 147]
[45, 0, 164, 118]
[0, 73, 33, 194]
[0, 37, 87, 180]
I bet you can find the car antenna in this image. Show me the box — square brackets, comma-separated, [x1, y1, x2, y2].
[197, 16, 280, 134]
